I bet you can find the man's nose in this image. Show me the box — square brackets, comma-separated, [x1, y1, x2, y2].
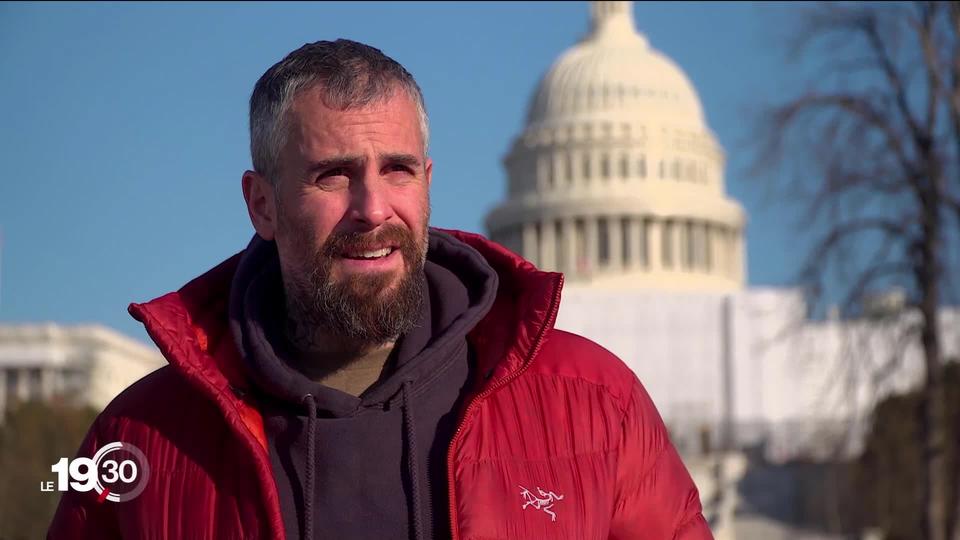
[348, 175, 392, 228]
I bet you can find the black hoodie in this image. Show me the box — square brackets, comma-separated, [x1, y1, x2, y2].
[228, 228, 498, 540]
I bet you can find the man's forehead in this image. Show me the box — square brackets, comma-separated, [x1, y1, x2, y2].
[284, 90, 425, 157]
[289, 85, 415, 118]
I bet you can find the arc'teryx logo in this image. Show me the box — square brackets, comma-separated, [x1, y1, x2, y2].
[518, 484, 564, 522]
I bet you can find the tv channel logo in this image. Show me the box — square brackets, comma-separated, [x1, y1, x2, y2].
[42, 442, 150, 503]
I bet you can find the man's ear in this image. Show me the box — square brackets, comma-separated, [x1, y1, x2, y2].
[242, 170, 277, 241]
[424, 157, 433, 188]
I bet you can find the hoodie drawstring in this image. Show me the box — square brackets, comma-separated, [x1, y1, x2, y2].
[301, 393, 317, 540]
[300, 386, 422, 540]
[402, 380, 424, 540]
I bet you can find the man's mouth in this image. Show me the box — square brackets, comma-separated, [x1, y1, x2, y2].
[341, 246, 398, 260]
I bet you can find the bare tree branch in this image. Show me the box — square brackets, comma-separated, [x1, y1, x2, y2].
[749, 3, 960, 538]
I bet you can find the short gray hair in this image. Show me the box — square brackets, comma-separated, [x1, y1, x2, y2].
[249, 39, 429, 184]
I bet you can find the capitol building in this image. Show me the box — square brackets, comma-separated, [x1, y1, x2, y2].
[487, 1, 744, 294]
[0, 323, 163, 422]
[487, 2, 960, 538]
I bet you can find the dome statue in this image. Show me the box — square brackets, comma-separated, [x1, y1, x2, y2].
[485, 0, 746, 292]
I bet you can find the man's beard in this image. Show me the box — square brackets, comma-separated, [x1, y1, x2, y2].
[281, 221, 429, 352]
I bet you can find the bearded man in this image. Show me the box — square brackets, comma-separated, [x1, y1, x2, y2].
[49, 39, 711, 540]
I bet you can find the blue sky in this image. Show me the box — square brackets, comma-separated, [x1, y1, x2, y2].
[0, 1, 813, 342]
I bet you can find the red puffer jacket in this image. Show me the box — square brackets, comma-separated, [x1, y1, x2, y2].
[48, 229, 711, 540]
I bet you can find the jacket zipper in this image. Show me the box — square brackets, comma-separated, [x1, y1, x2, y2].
[446, 274, 564, 540]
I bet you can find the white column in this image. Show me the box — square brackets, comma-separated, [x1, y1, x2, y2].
[585, 216, 598, 274]
[662, 220, 675, 269]
[17, 368, 29, 402]
[609, 216, 623, 271]
[522, 222, 538, 266]
[734, 231, 745, 283]
[628, 217, 642, 269]
[687, 222, 697, 270]
[40, 368, 54, 400]
[536, 154, 549, 191]
[703, 222, 713, 272]
[563, 218, 578, 276]
[540, 219, 555, 272]
[705, 224, 715, 273]
[675, 222, 685, 270]
[582, 151, 593, 186]
[726, 229, 736, 279]
[713, 227, 723, 277]
[620, 216, 637, 270]
[552, 151, 563, 191]
[647, 219, 661, 271]
[692, 222, 703, 271]
[676, 222, 684, 269]
[721, 228, 732, 278]
[570, 152, 582, 191]
[673, 221, 683, 269]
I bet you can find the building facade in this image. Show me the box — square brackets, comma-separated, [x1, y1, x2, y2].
[0, 323, 164, 421]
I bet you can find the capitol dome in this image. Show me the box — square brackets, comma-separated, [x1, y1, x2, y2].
[526, 2, 704, 130]
[485, 0, 746, 292]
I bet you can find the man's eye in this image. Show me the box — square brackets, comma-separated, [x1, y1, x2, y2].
[315, 168, 350, 185]
[320, 167, 348, 179]
[386, 164, 414, 175]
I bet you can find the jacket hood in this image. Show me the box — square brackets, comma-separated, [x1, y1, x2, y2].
[127, 228, 563, 450]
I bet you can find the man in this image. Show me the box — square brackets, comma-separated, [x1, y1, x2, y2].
[49, 39, 710, 539]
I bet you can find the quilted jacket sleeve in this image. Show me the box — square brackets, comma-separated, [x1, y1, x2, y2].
[608, 376, 713, 540]
[47, 414, 121, 540]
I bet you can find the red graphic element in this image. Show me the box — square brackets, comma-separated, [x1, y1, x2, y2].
[97, 488, 111, 504]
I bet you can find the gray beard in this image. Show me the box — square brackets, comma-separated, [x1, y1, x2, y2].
[282, 252, 427, 354]
[274, 193, 432, 354]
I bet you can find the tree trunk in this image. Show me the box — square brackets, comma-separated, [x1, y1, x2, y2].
[920, 182, 947, 540]
[924, 336, 947, 540]
[951, 378, 960, 540]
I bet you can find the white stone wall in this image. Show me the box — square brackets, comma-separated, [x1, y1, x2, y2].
[0, 324, 164, 420]
[554, 285, 960, 462]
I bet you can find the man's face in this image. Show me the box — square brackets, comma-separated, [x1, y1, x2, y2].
[256, 86, 432, 348]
